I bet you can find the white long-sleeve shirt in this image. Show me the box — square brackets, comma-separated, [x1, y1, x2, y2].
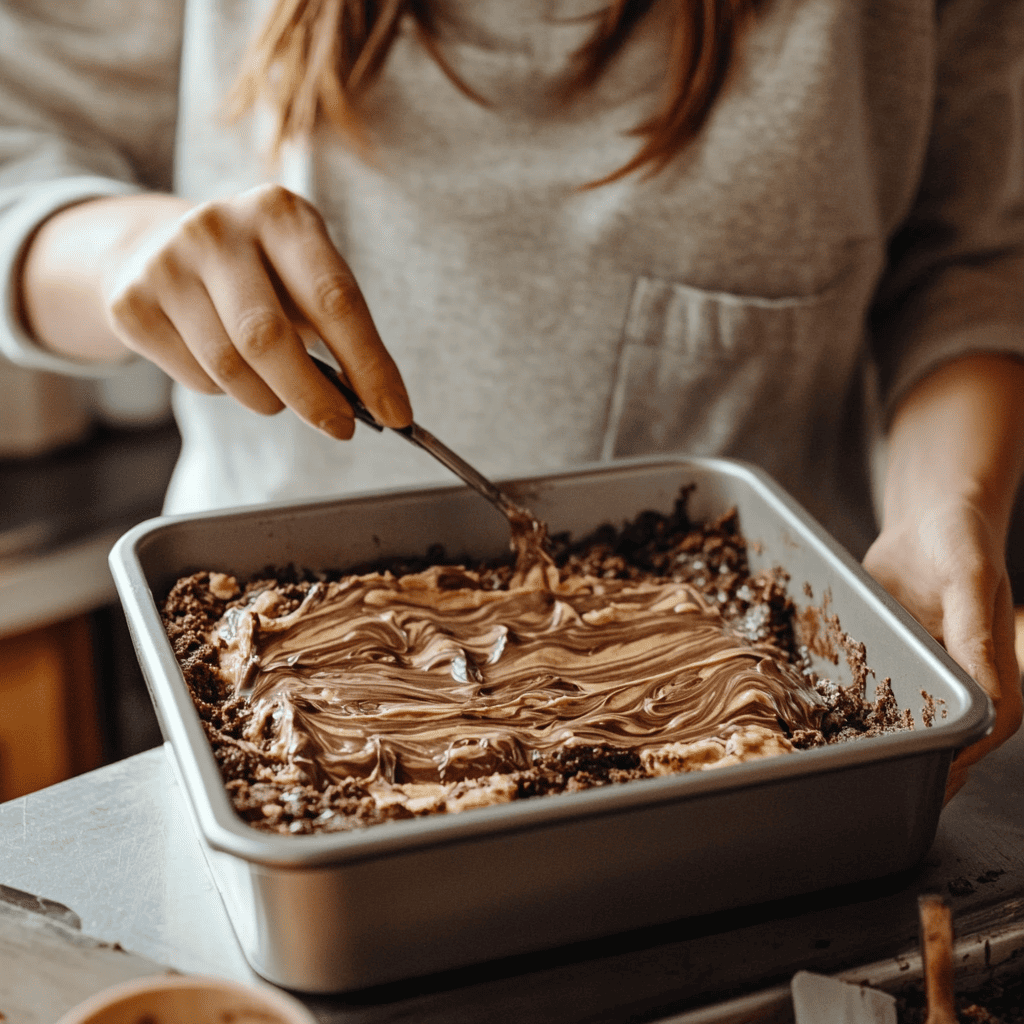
[2, 0, 1023, 557]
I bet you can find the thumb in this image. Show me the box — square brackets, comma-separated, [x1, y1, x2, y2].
[942, 573, 1022, 773]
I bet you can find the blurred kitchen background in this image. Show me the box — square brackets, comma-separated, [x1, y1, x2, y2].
[1, 356, 179, 801]
[1, 354, 1023, 804]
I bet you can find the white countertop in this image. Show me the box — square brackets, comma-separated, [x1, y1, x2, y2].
[1, 726, 1022, 1023]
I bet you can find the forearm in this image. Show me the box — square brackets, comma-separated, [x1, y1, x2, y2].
[19, 193, 194, 363]
[880, 353, 1024, 542]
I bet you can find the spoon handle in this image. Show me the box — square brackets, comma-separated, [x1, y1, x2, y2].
[399, 421, 529, 520]
[310, 355, 529, 522]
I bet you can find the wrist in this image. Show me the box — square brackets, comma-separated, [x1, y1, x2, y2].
[20, 193, 193, 363]
[881, 465, 996, 534]
[880, 353, 1024, 540]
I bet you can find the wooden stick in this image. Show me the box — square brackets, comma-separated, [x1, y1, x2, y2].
[918, 893, 957, 1024]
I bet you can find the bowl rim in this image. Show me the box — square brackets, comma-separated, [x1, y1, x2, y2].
[55, 972, 318, 1024]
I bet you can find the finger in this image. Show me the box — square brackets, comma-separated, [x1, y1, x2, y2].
[945, 574, 1023, 771]
[862, 541, 944, 638]
[943, 759, 970, 804]
[196, 243, 356, 438]
[992, 578, 1024, 729]
[939, 558, 998, 694]
[108, 283, 222, 395]
[257, 202, 412, 428]
[158, 272, 287, 418]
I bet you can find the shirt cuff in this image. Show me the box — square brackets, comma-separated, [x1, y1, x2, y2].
[0, 175, 144, 377]
[881, 321, 1024, 425]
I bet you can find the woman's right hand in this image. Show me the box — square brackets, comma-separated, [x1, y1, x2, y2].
[22, 185, 412, 438]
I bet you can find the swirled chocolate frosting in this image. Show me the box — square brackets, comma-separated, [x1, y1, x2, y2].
[163, 503, 910, 834]
[210, 563, 824, 789]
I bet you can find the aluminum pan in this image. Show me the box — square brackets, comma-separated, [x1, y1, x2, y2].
[108, 457, 995, 990]
[109, 457, 992, 870]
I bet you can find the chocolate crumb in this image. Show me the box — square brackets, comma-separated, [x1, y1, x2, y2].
[947, 876, 977, 897]
[976, 870, 1005, 885]
[162, 492, 917, 835]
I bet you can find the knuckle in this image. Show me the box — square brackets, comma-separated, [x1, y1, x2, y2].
[354, 350, 396, 386]
[107, 289, 162, 360]
[179, 200, 232, 246]
[244, 183, 324, 232]
[314, 273, 364, 321]
[107, 284, 150, 334]
[148, 247, 190, 288]
[234, 308, 291, 360]
[249, 183, 304, 219]
[207, 344, 248, 384]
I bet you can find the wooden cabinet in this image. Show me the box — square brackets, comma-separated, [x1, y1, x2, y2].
[0, 615, 103, 802]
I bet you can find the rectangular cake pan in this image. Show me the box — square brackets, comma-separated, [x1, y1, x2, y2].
[108, 457, 993, 993]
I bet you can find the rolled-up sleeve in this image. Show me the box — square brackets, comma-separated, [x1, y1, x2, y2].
[0, 1, 185, 376]
[870, 0, 1024, 419]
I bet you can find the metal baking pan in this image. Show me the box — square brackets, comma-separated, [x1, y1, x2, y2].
[108, 457, 993, 993]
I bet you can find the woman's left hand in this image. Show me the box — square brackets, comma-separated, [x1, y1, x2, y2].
[863, 499, 1022, 801]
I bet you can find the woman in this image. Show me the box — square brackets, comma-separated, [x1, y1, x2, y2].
[1, 0, 1022, 792]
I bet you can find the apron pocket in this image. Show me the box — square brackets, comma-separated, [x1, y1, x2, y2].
[600, 273, 860, 473]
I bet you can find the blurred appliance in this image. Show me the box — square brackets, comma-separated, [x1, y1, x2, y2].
[0, 360, 94, 458]
[92, 358, 172, 430]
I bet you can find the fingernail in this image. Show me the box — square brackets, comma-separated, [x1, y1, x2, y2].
[380, 392, 413, 427]
[318, 412, 354, 441]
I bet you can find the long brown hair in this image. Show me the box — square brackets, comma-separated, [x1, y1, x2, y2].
[230, 0, 759, 186]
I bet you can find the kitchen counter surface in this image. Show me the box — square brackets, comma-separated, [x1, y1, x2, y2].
[1, 723, 1022, 1023]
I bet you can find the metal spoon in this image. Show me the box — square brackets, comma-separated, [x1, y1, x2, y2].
[310, 355, 534, 526]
